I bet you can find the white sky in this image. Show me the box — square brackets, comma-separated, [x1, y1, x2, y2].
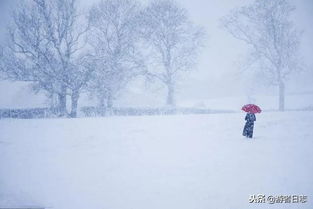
[81, 0, 313, 100]
[1, 0, 312, 106]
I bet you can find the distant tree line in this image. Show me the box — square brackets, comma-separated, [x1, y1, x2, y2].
[0, 0, 205, 117]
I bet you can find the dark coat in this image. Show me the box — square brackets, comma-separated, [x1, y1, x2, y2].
[243, 113, 256, 138]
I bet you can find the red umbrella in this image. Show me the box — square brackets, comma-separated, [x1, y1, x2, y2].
[242, 104, 262, 113]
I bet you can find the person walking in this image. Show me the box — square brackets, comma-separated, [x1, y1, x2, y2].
[243, 113, 256, 138]
[241, 104, 261, 139]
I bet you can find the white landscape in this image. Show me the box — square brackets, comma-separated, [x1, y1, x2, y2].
[1, 0, 313, 208]
[1, 111, 313, 209]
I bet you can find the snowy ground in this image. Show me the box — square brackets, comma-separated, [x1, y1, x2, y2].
[0, 112, 313, 209]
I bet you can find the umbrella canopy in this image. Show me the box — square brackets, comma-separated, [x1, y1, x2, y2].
[242, 104, 262, 113]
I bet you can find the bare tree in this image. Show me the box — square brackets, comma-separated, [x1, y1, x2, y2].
[1, 0, 90, 117]
[1, 0, 62, 110]
[141, 0, 205, 107]
[87, 0, 144, 112]
[222, 0, 302, 111]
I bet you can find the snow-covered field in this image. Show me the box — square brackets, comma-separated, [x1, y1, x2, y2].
[1, 112, 313, 209]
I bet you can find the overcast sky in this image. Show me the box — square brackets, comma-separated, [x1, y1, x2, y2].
[186, 0, 313, 98]
[1, 0, 312, 105]
[81, 0, 313, 99]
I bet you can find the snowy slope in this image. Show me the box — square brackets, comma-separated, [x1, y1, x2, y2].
[1, 81, 313, 112]
[0, 81, 47, 108]
[0, 112, 313, 209]
[180, 94, 313, 111]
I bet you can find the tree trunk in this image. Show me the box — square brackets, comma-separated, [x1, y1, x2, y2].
[107, 93, 113, 109]
[57, 85, 67, 117]
[99, 94, 106, 108]
[106, 90, 114, 115]
[166, 83, 175, 107]
[98, 93, 106, 116]
[70, 89, 80, 118]
[278, 81, 285, 111]
[49, 92, 59, 115]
